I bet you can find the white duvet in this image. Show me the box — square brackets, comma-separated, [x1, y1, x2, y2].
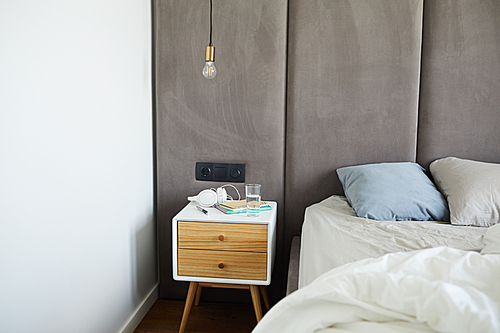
[253, 247, 500, 333]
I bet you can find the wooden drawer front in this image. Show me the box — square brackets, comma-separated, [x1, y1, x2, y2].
[178, 249, 267, 280]
[178, 221, 267, 252]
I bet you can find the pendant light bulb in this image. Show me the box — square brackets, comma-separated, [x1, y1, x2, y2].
[203, 61, 217, 79]
[203, 46, 216, 79]
[203, 0, 217, 79]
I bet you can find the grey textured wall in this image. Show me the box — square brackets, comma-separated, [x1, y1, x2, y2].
[155, 0, 287, 302]
[156, 0, 500, 304]
[417, 0, 500, 169]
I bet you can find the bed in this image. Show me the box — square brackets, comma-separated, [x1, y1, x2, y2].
[287, 157, 500, 290]
[283, 0, 500, 300]
[256, 157, 500, 332]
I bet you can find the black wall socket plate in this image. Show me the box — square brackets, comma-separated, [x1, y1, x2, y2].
[195, 162, 245, 183]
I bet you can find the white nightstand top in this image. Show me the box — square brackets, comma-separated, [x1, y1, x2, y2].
[173, 201, 277, 225]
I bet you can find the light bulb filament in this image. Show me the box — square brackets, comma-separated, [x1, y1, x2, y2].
[203, 61, 216, 79]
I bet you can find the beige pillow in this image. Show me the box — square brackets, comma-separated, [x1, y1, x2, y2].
[430, 157, 500, 227]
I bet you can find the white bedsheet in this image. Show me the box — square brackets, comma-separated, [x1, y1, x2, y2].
[299, 196, 488, 288]
[254, 247, 500, 333]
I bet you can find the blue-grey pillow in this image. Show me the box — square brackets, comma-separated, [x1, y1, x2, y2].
[336, 162, 450, 221]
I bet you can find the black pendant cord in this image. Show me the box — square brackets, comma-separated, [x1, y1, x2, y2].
[209, 0, 213, 46]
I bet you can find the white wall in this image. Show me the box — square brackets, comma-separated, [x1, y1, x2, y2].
[0, 1, 157, 332]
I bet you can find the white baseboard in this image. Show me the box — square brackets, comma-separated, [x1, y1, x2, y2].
[120, 283, 159, 333]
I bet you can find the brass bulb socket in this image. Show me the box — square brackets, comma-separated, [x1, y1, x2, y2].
[205, 45, 215, 62]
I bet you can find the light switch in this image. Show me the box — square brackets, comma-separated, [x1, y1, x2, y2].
[196, 162, 245, 183]
[214, 167, 226, 179]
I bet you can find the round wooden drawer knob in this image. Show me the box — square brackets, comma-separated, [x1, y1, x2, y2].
[218, 235, 225, 241]
[218, 262, 225, 269]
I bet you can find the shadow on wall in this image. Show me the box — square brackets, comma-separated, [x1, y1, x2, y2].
[131, 216, 158, 304]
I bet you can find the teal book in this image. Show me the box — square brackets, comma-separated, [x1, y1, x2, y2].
[215, 201, 271, 215]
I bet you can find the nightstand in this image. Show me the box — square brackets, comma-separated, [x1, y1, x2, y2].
[172, 201, 277, 333]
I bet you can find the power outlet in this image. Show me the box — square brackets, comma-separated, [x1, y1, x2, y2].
[196, 162, 245, 183]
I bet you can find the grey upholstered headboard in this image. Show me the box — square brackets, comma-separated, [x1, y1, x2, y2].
[417, 1, 500, 169]
[156, 0, 500, 301]
[285, 0, 423, 246]
[284, 0, 500, 255]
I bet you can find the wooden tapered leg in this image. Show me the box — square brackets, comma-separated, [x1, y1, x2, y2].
[249, 285, 263, 322]
[194, 285, 203, 306]
[259, 286, 270, 310]
[179, 282, 198, 333]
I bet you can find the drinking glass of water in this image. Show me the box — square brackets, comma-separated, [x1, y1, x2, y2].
[245, 184, 261, 217]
